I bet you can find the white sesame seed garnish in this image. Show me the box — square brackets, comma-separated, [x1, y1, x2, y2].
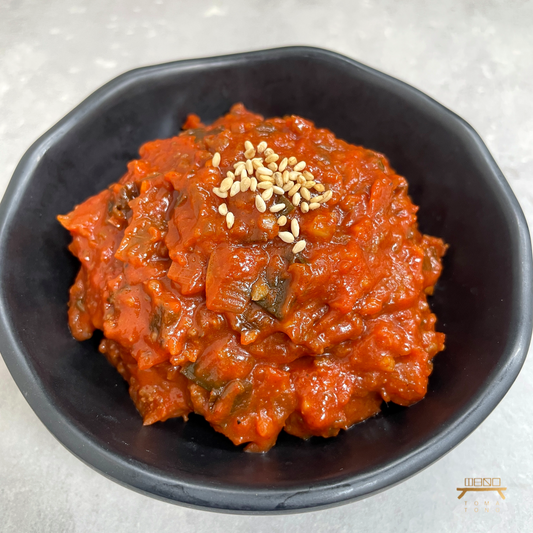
[303, 170, 314, 180]
[267, 162, 278, 172]
[257, 174, 275, 183]
[230, 181, 241, 197]
[291, 219, 300, 238]
[282, 181, 293, 192]
[313, 194, 324, 203]
[288, 183, 301, 197]
[301, 202, 309, 213]
[256, 167, 273, 176]
[245, 148, 255, 159]
[226, 212, 235, 229]
[273, 186, 284, 195]
[240, 167, 248, 179]
[296, 174, 306, 185]
[245, 159, 253, 174]
[250, 177, 258, 192]
[314, 183, 325, 192]
[292, 192, 301, 206]
[213, 187, 228, 198]
[300, 187, 311, 201]
[265, 154, 279, 164]
[227, 171, 235, 179]
[270, 203, 285, 213]
[264, 147, 274, 157]
[282, 170, 290, 184]
[304, 180, 315, 189]
[279, 231, 295, 244]
[234, 161, 245, 169]
[277, 215, 288, 226]
[294, 161, 306, 172]
[244, 140, 254, 151]
[257, 182, 273, 190]
[255, 195, 266, 213]
[257, 141, 267, 154]
[289, 171, 300, 181]
[240, 177, 251, 192]
[323, 190, 333, 202]
[252, 158, 263, 168]
[292, 240, 306, 254]
[309, 202, 321, 210]
[274, 172, 283, 187]
[261, 188, 274, 201]
[212, 152, 221, 168]
[219, 177, 234, 193]
[218, 203, 228, 216]
[279, 158, 288, 172]
[288, 156, 297, 166]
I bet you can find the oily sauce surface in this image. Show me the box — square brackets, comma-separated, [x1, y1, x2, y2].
[58, 104, 446, 452]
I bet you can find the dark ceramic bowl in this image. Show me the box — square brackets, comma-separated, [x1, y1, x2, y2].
[0, 47, 531, 513]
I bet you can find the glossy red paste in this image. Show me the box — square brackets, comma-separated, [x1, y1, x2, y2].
[58, 104, 446, 452]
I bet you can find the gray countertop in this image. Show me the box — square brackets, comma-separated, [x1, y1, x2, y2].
[1, 1, 532, 532]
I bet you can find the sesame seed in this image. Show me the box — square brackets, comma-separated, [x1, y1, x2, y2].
[252, 158, 263, 169]
[274, 172, 283, 187]
[219, 177, 234, 193]
[257, 174, 275, 183]
[301, 187, 311, 201]
[294, 161, 306, 172]
[296, 175, 306, 185]
[256, 167, 273, 176]
[304, 180, 315, 189]
[301, 202, 309, 213]
[303, 170, 314, 180]
[230, 181, 241, 197]
[277, 215, 288, 226]
[226, 212, 235, 229]
[257, 141, 267, 154]
[279, 158, 288, 172]
[309, 202, 321, 210]
[282, 181, 293, 192]
[267, 162, 278, 172]
[314, 183, 325, 192]
[292, 192, 301, 206]
[244, 148, 255, 159]
[273, 186, 284, 195]
[218, 203, 228, 216]
[213, 187, 228, 198]
[279, 231, 295, 244]
[282, 170, 290, 184]
[255, 195, 266, 213]
[270, 203, 285, 213]
[234, 164, 245, 176]
[265, 154, 279, 164]
[289, 171, 300, 181]
[262, 188, 274, 201]
[264, 148, 275, 157]
[288, 183, 301, 197]
[240, 177, 251, 192]
[323, 190, 333, 202]
[244, 140, 254, 151]
[227, 171, 235, 179]
[291, 219, 300, 237]
[257, 182, 273, 190]
[245, 159, 253, 174]
[288, 156, 297, 166]
[240, 167, 248, 179]
[234, 161, 245, 169]
[212, 152, 221, 168]
[292, 240, 306, 254]
[250, 177, 258, 192]
[313, 194, 324, 203]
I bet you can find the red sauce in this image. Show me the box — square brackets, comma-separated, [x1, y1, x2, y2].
[58, 104, 446, 452]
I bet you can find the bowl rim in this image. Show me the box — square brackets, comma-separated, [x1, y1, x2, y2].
[0, 45, 531, 514]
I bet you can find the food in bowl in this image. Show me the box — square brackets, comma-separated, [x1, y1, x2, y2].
[58, 103, 446, 452]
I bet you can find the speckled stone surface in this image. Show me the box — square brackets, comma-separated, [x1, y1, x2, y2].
[1, 1, 532, 531]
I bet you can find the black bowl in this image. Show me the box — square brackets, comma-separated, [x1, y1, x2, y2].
[0, 47, 531, 514]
